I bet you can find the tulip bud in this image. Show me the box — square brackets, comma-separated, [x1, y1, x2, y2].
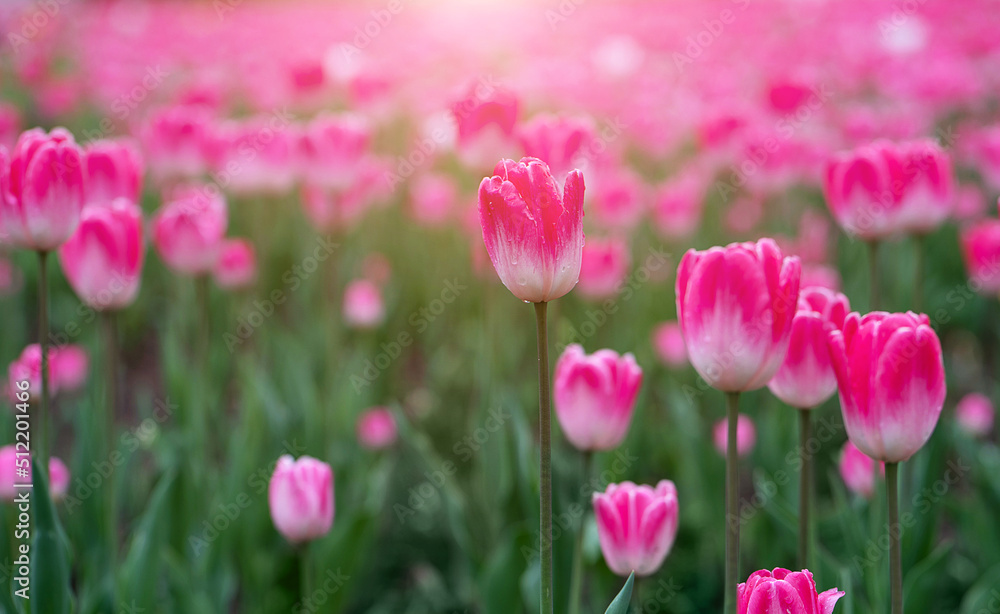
[738, 568, 844, 614]
[553, 345, 642, 451]
[577, 236, 630, 300]
[212, 238, 256, 290]
[592, 480, 679, 577]
[828, 311, 946, 462]
[478, 157, 585, 303]
[652, 321, 688, 368]
[0, 128, 85, 251]
[83, 138, 143, 208]
[343, 279, 385, 329]
[59, 198, 144, 310]
[151, 185, 227, 275]
[268, 455, 334, 544]
[768, 287, 850, 409]
[955, 393, 994, 438]
[0, 446, 69, 502]
[839, 441, 883, 499]
[356, 407, 398, 450]
[960, 213, 1000, 295]
[676, 238, 800, 392]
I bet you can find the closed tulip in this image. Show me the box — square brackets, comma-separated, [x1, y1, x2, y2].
[59, 198, 144, 310]
[212, 238, 256, 290]
[828, 311, 946, 462]
[652, 321, 687, 368]
[592, 480, 679, 577]
[343, 279, 385, 329]
[83, 138, 143, 208]
[577, 236, 630, 300]
[738, 568, 844, 614]
[895, 140, 953, 234]
[768, 287, 850, 409]
[839, 441, 883, 499]
[675, 238, 800, 392]
[0, 128, 85, 251]
[0, 446, 70, 502]
[516, 114, 594, 179]
[823, 141, 906, 240]
[478, 157, 585, 303]
[960, 216, 1000, 294]
[553, 344, 642, 451]
[268, 455, 334, 544]
[8, 343, 88, 399]
[151, 185, 227, 275]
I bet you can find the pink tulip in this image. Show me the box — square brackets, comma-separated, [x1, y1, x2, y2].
[553, 344, 642, 451]
[151, 185, 227, 275]
[653, 171, 705, 240]
[83, 138, 143, 208]
[141, 105, 215, 182]
[768, 287, 851, 409]
[268, 455, 334, 544]
[593, 480, 679, 577]
[590, 168, 646, 231]
[478, 157, 585, 303]
[516, 114, 594, 179]
[451, 85, 519, 169]
[211, 118, 296, 194]
[58, 198, 144, 310]
[343, 279, 385, 329]
[652, 321, 687, 368]
[8, 343, 88, 398]
[0, 128, 85, 251]
[409, 173, 455, 227]
[577, 237, 630, 300]
[675, 238, 800, 392]
[738, 568, 844, 614]
[296, 114, 370, 190]
[0, 446, 69, 502]
[960, 217, 1000, 294]
[212, 238, 256, 290]
[955, 393, 994, 438]
[895, 140, 954, 234]
[839, 441, 883, 499]
[823, 141, 906, 240]
[828, 311, 946, 462]
[713, 414, 756, 458]
[356, 407, 398, 450]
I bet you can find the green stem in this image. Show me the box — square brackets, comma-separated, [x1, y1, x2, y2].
[725, 392, 741, 613]
[534, 301, 553, 614]
[914, 235, 925, 313]
[569, 451, 593, 614]
[887, 462, 902, 614]
[868, 240, 880, 311]
[300, 544, 314, 605]
[632, 575, 641, 613]
[101, 311, 119, 569]
[798, 408, 812, 570]
[37, 250, 50, 479]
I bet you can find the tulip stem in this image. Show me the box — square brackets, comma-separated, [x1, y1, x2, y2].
[725, 391, 741, 614]
[568, 451, 593, 614]
[914, 234, 925, 313]
[101, 311, 119, 571]
[534, 301, 553, 614]
[299, 544, 313, 606]
[886, 462, 902, 614]
[37, 250, 51, 480]
[798, 408, 812, 570]
[868, 240, 880, 311]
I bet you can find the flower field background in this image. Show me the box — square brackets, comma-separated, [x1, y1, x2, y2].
[1, 0, 1000, 613]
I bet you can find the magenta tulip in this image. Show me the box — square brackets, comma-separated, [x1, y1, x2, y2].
[59, 198, 144, 310]
[553, 344, 642, 451]
[212, 238, 256, 290]
[516, 114, 594, 179]
[675, 238, 801, 392]
[8, 343, 88, 399]
[955, 393, 994, 438]
[823, 141, 906, 240]
[151, 185, 227, 275]
[577, 236, 630, 300]
[0, 445, 69, 502]
[652, 321, 688, 368]
[828, 311, 946, 462]
[895, 139, 954, 234]
[83, 138, 143, 208]
[960, 217, 1000, 294]
[343, 279, 385, 329]
[592, 480, 679, 577]
[356, 407, 398, 450]
[738, 568, 844, 614]
[768, 287, 850, 409]
[268, 455, 334, 544]
[0, 128, 85, 251]
[839, 441, 883, 499]
[478, 157, 585, 303]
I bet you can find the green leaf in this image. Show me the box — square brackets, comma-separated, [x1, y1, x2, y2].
[605, 571, 635, 614]
[30, 461, 73, 614]
[119, 469, 176, 609]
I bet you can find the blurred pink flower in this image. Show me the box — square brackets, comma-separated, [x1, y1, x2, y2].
[577, 236, 630, 300]
[713, 414, 757, 458]
[593, 480, 679, 577]
[652, 322, 687, 369]
[151, 185, 228, 276]
[212, 238, 256, 290]
[356, 407, 398, 450]
[955, 392, 994, 438]
[268, 455, 334, 544]
[0, 446, 69, 502]
[343, 279, 385, 329]
[839, 440, 883, 499]
[83, 138, 144, 208]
